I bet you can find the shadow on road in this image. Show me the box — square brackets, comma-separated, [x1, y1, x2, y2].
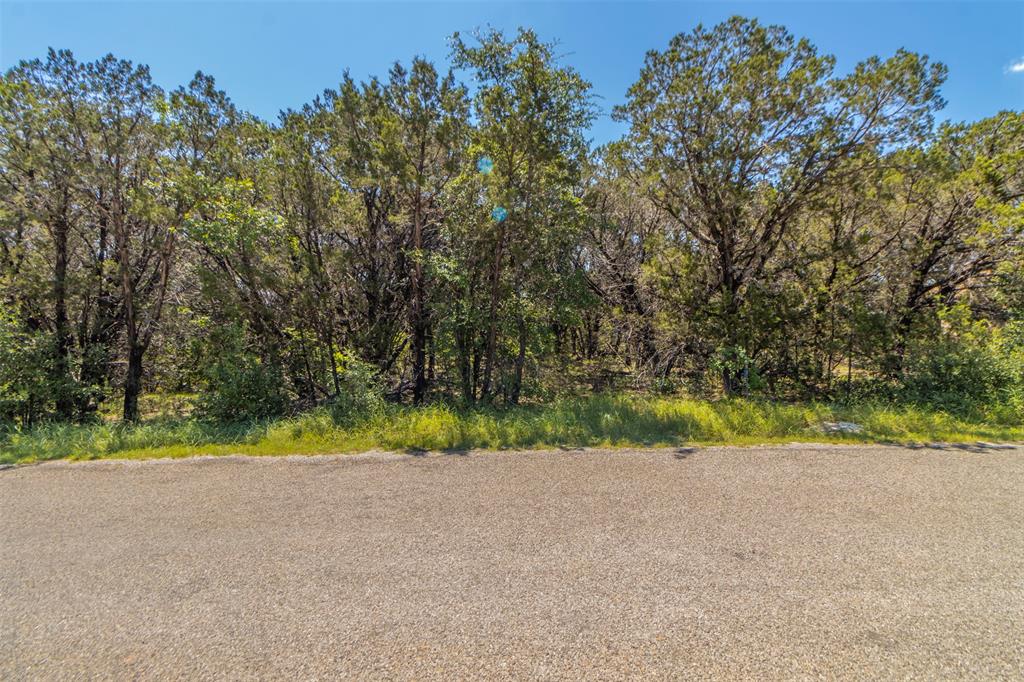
[896, 441, 1019, 453]
[402, 447, 471, 457]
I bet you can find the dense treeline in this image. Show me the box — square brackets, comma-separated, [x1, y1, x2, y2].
[2, 17, 1022, 426]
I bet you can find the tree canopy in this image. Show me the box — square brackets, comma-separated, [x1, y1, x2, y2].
[1, 19, 1022, 425]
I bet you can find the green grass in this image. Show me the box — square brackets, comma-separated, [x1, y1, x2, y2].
[1, 394, 1021, 465]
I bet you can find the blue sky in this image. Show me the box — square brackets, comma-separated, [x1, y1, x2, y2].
[2, 1, 1022, 143]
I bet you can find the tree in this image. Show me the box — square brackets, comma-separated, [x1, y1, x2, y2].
[379, 59, 469, 403]
[452, 28, 595, 403]
[878, 112, 1024, 372]
[92, 63, 237, 421]
[579, 152, 667, 377]
[615, 16, 946, 392]
[1, 22, 1021, 425]
[1, 52, 94, 419]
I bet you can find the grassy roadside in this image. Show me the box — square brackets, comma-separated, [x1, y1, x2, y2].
[1, 395, 1021, 465]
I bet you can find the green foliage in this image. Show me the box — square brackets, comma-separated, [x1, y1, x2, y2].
[445, 27, 596, 403]
[992, 321, 1024, 421]
[0, 21, 1021, 427]
[184, 178, 281, 256]
[710, 346, 765, 394]
[328, 352, 386, 425]
[0, 310, 51, 425]
[196, 325, 288, 423]
[613, 16, 947, 394]
[901, 308, 1024, 420]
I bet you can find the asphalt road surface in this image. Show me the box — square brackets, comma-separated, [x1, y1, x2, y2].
[2, 444, 1023, 679]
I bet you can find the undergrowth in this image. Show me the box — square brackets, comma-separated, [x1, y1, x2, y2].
[2, 395, 1021, 465]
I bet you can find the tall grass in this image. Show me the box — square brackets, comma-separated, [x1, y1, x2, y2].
[2, 394, 1021, 465]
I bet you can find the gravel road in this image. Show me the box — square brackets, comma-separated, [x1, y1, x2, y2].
[2, 444, 1023, 679]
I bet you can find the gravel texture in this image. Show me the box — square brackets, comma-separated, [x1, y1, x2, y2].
[2, 443, 1023, 680]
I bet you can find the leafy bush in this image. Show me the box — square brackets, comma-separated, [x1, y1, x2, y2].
[900, 307, 1023, 419]
[0, 310, 69, 426]
[196, 325, 288, 423]
[710, 345, 764, 394]
[328, 351, 386, 425]
[987, 320, 1024, 423]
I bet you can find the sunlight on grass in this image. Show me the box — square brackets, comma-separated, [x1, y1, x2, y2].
[1, 395, 1021, 465]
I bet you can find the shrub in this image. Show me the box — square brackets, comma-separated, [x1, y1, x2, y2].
[0, 309, 74, 426]
[328, 352, 386, 425]
[196, 325, 288, 423]
[900, 306, 1023, 418]
[987, 320, 1024, 423]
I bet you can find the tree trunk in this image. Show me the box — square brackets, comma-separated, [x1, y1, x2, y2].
[410, 306, 428, 403]
[123, 343, 145, 422]
[427, 334, 435, 381]
[410, 193, 428, 405]
[480, 224, 506, 400]
[51, 216, 74, 420]
[78, 216, 117, 419]
[889, 310, 915, 378]
[472, 343, 481, 401]
[454, 325, 474, 404]
[510, 314, 527, 405]
[720, 285, 742, 397]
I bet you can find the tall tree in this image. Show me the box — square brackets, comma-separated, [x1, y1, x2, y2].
[615, 16, 946, 392]
[878, 112, 1024, 372]
[452, 28, 595, 402]
[380, 59, 470, 403]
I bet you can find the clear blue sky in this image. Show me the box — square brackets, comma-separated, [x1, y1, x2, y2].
[2, 1, 1022, 143]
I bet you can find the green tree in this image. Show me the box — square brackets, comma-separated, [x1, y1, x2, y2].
[615, 16, 945, 392]
[451, 28, 595, 403]
[1, 52, 93, 419]
[381, 59, 470, 404]
[878, 112, 1024, 373]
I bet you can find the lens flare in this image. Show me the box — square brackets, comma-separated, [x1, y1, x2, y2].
[491, 206, 508, 222]
[477, 156, 494, 175]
